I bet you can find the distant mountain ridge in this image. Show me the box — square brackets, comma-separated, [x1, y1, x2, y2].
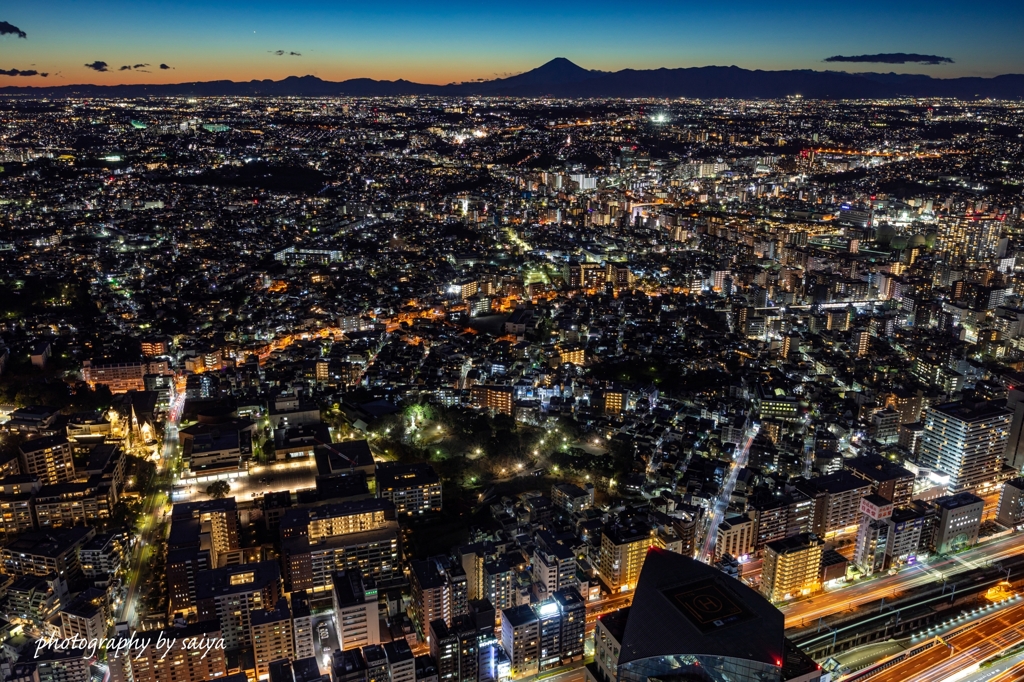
[1, 58, 1022, 99]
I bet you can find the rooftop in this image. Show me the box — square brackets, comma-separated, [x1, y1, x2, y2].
[617, 548, 785, 668]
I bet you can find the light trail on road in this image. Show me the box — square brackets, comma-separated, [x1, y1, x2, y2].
[869, 601, 1024, 682]
[119, 391, 184, 627]
[698, 428, 757, 563]
[782, 531, 1024, 629]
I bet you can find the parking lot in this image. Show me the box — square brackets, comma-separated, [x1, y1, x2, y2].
[172, 459, 319, 503]
[314, 615, 339, 671]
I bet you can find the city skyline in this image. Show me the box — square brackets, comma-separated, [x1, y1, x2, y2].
[2, 0, 1024, 87]
[3, 1, 1024, 680]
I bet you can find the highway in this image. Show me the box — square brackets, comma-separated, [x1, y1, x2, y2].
[697, 428, 757, 563]
[987, 654, 1024, 682]
[869, 601, 1024, 682]
[782, 531, 1024, 629]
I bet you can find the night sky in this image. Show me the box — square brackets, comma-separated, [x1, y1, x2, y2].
[2, 0, 1023, 87]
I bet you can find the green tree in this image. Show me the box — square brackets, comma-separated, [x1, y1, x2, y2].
[206, 480, 231, 499]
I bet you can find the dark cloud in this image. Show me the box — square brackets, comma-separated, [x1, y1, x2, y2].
[824, 53, 954, 65]
[159, 63, 172, 69]
[0, 21, 26, 39]
[270, 50, 301, 56]
[119, 65, 132, 71]
[84, 61, 109, 72]
[133, 63, 148, 69]
[0, 68, 47, 77]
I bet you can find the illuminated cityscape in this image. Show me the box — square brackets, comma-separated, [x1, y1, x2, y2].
[2, 6, 1024, 680]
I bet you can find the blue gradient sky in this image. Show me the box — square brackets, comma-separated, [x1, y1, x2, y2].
[2, 0, 1023, 86]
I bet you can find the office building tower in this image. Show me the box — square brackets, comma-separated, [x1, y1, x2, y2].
[932, 493, 984, 554]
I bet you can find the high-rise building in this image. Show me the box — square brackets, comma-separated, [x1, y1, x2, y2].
[854, 495, 894, 577]
[796, 471, 873, 537]
[885, 506, 926, 567]
[997, 478, 1024, 528]
[384, 641, 416, 682]
[483, 559, 516, 611]
[715, 514, 755, 561]
[172, 498, 241, 559]
[19, 435, 75, 485]
[291, 590, 316, 660]
[470, 386, 514, 416]
[251, 598, 295, 679]
[761, 533, 824, 603]
[605, 549, 820, 682]
[280, 499, 400, 592]
[0, 526, 94, 580]
[196, 561, 283, 651]
[920, 401, 1011, 493]
[852, 329, 870, 357]
[931, 493, 984, 554]
[843, 455, 915, 506]
[431, 616, 480, 682]
[410, 557, 469, 640]
[531, 532, 576, 598]
[56, 589, 107, 641]
[376, 463, 443, 516]
[499, 588, 585, 680]
[749, 493, 813, 551]
[598, 519, 673, 593]
[1003, 401, 1024, 472]
[124, 621, 228, 682]
[332, 569, 381, 651]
